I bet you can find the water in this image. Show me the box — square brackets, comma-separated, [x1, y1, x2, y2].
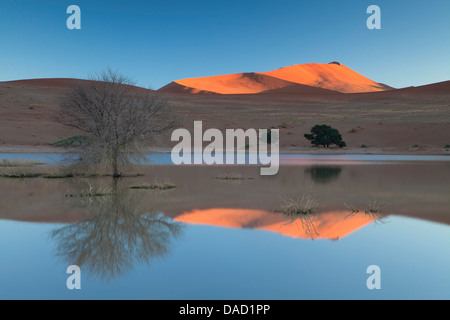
[1, 153, 450, 166]
[0, 154, 449, 300]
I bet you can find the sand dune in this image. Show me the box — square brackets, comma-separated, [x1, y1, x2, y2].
[159, 63, 392, 94]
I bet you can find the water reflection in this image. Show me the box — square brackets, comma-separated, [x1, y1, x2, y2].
[270, 193, 388, 239]
[305, 166, 342, 184]
[50, 180, 183, 282]
[274, 193, 320, 239]
[175, 207, 381, 241]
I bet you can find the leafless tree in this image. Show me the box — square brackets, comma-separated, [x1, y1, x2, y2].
[57, 69, 176, 177]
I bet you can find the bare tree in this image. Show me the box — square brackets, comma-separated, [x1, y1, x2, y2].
[57, 69, 176, 177]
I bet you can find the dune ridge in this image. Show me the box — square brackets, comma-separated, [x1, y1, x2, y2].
[261, 63, 391, 93]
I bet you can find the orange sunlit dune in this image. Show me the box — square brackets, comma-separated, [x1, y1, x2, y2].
[159, 63, 392, 94]
[262, 63, 390, 93]
[174, 208, 375, 240]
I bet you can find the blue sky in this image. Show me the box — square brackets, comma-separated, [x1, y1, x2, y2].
[0, 0, 449, 89]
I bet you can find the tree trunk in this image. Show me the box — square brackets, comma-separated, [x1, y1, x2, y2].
[112, 152, 120, 178]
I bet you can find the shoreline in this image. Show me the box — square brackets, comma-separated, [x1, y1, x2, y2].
[1, 145, 449, 156]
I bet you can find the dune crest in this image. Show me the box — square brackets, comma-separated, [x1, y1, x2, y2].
[262, 63, 390, 93]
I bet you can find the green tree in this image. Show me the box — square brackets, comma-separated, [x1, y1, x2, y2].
[304, 125, 346, 148]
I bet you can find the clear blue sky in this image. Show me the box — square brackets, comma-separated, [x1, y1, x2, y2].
[1, 0, 449, 89]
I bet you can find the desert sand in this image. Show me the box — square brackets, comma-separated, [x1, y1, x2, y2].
[0, 65, 449, 155]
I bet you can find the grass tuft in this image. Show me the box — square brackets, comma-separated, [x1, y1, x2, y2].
[215, 173, 250, 181]
[276, 193, 318, 216]
[65, 184, 113, 198]
[129, 179, 176, 190]
[0, 159, 45, 167]
[0, 172, 42, 178]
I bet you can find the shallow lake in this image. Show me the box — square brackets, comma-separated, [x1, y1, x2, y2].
[1, 153, 450, 165]
[0, 154, 449, 300]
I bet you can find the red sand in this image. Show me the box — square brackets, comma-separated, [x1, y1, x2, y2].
[0, 76, 449, 154]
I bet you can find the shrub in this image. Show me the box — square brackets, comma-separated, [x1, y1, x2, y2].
[329, 61, 341, 66]
[215, 173, 244, 181]
[52, 135, 90, 148]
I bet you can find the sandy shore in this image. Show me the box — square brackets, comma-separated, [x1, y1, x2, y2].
[1, 145, 449, 156]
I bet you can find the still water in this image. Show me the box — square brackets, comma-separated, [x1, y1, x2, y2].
[0, 155, 449, 300]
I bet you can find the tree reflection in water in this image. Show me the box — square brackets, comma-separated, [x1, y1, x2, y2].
[51, 179, 183, 282]
[305, 166, 342, 184]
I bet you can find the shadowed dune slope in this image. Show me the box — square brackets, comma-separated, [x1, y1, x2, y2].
[158, 81, 218, 94]
[258, 83, 341, 95]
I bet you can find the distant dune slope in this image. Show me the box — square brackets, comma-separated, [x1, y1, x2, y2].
[2, 78, 155, 94]
[3, 78, 85, 88]
[393, 80, 450, 95]
[159, 63, 392, 94]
